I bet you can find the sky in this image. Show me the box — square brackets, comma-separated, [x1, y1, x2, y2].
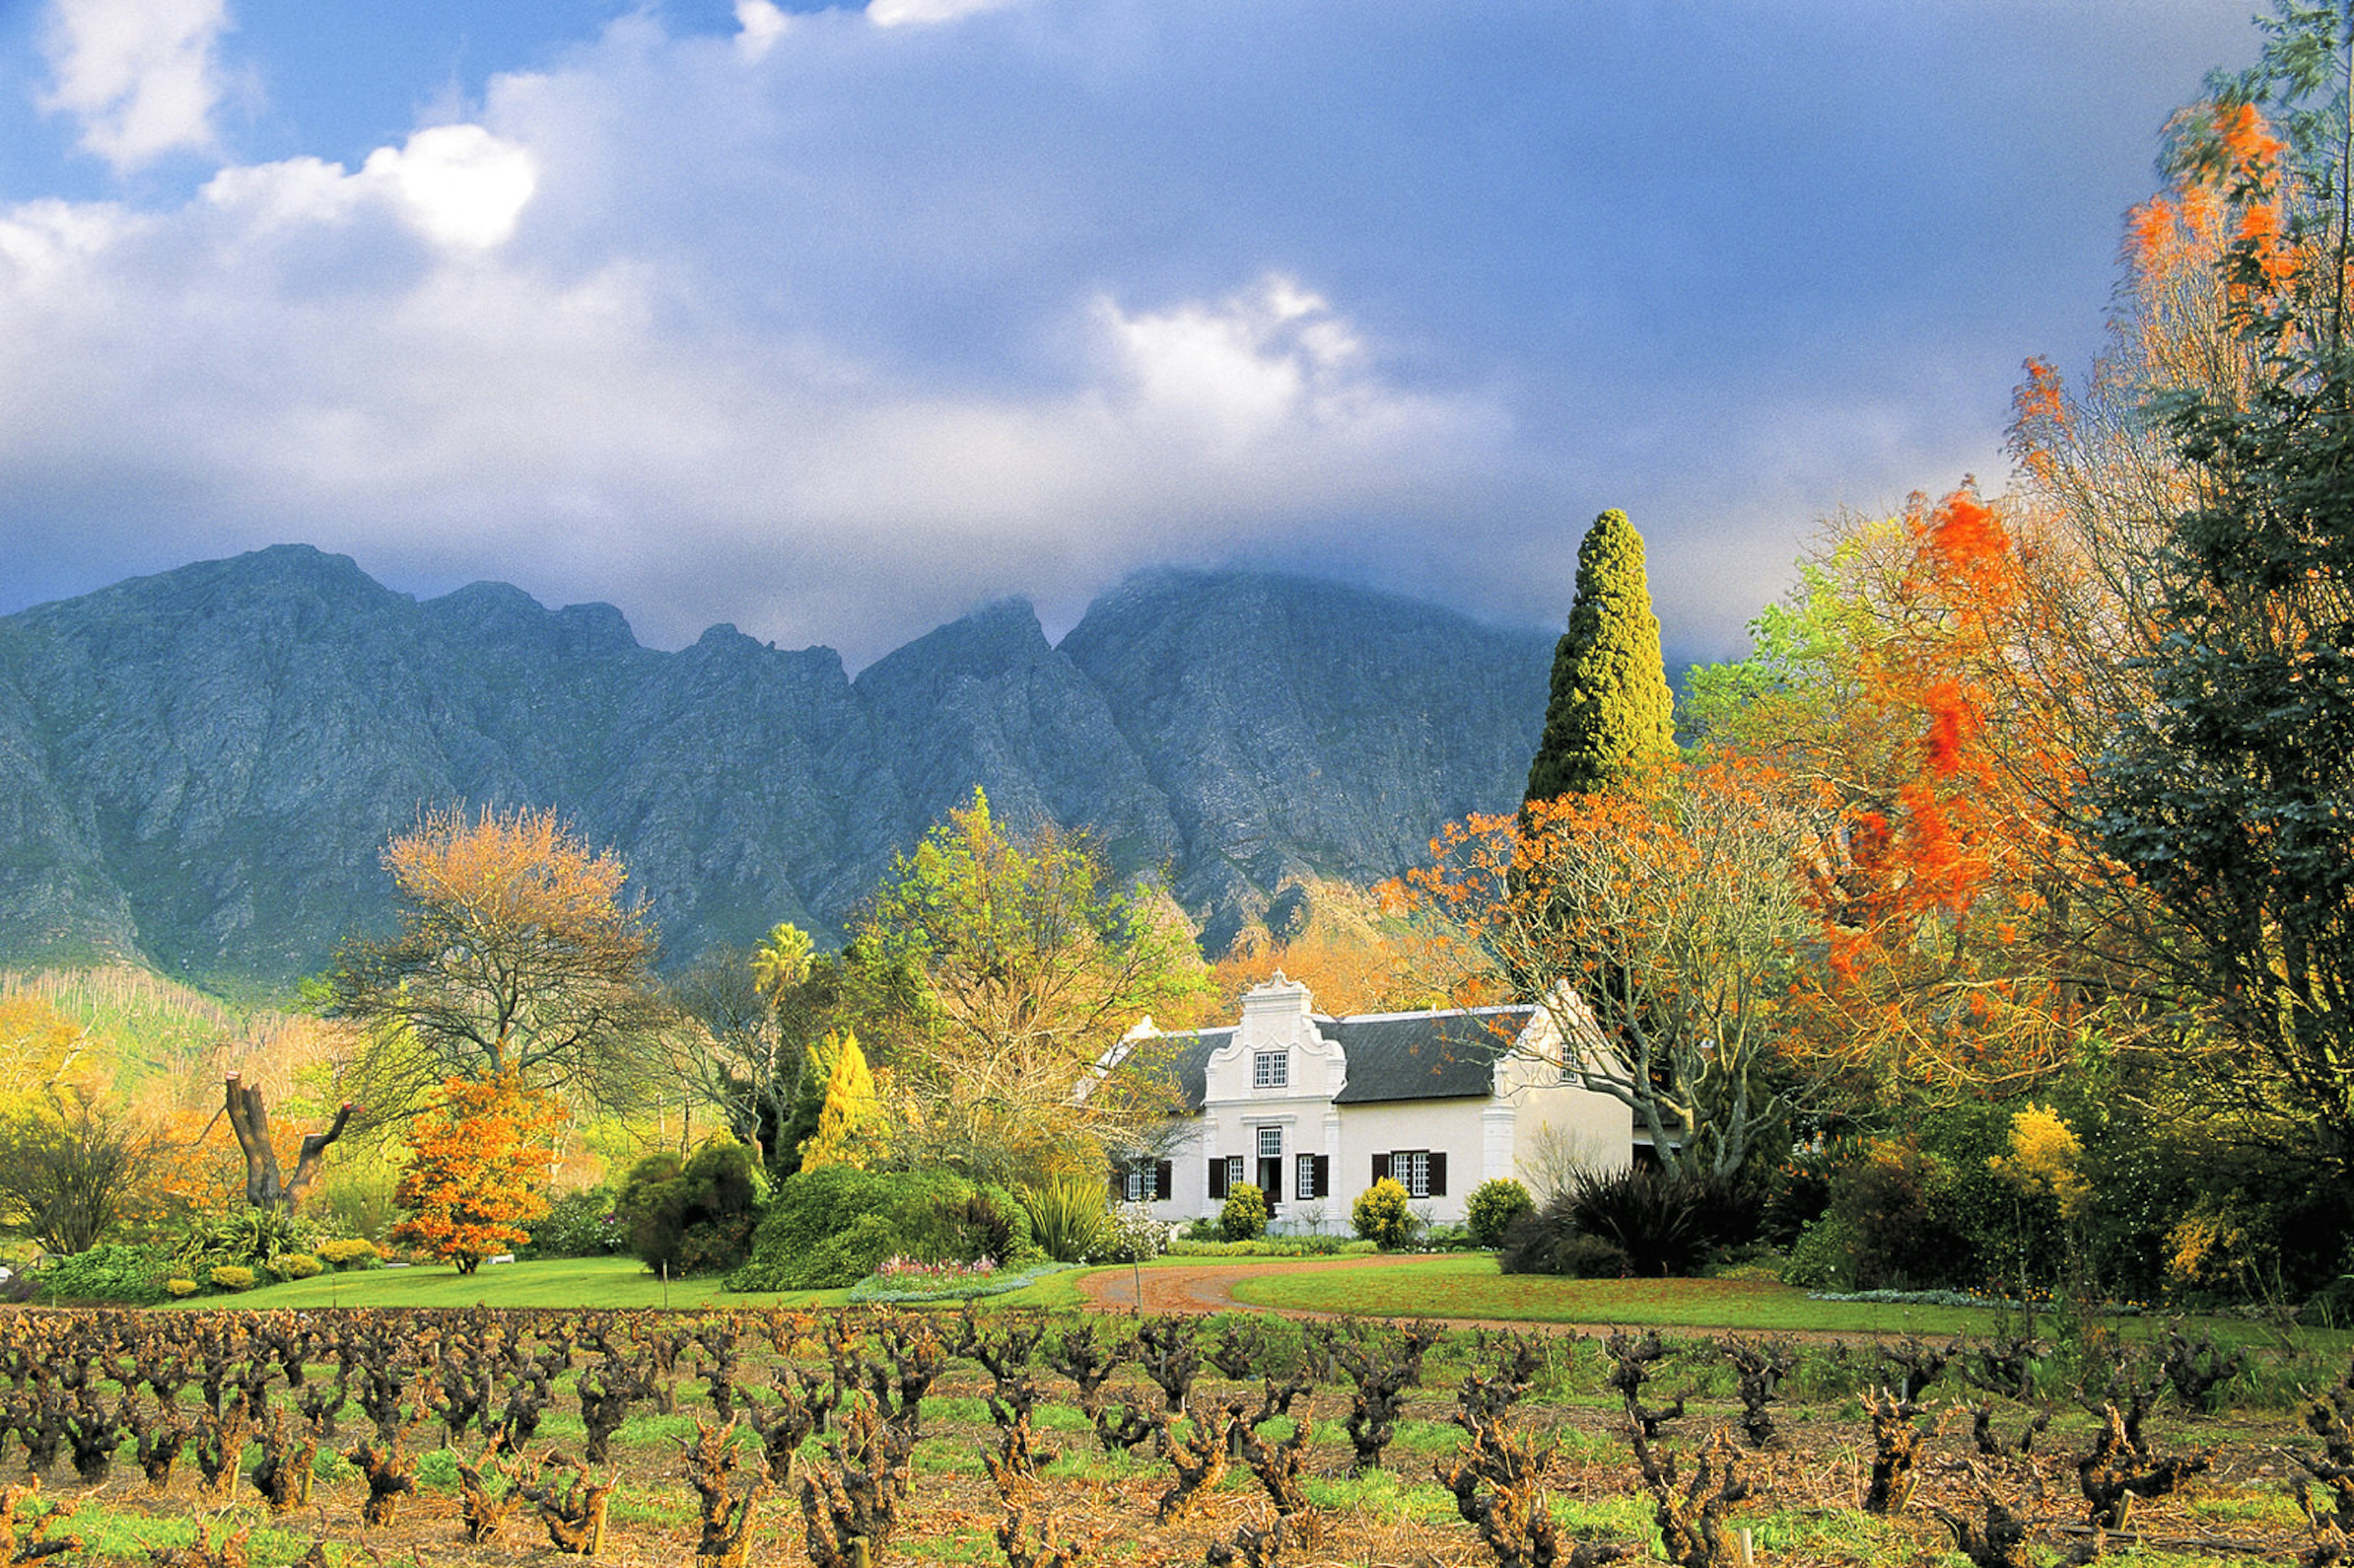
[0, 0, 2257, 668]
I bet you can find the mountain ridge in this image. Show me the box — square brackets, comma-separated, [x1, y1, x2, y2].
[0, 546, 1560, 982]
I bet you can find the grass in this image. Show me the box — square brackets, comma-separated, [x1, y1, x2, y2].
[1227, 1254, 2035, 1334]
[162, 1255, 850, 1311]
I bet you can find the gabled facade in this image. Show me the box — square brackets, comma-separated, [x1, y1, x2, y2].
[1113, 973, 1632, 1230]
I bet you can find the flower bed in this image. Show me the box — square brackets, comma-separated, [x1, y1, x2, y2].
[845, 1255, 1071, 1304]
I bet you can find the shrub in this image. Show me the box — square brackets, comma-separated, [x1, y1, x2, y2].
[315, 1238, 383, 1270]
[217, 1206, 310, 1264]
[528, 1187, 625, 1258]
[1466, 1178, 1536, 1248]
[1168, 1236, 1375, 1258]
[271, 1253, 325, 1280]
[1018, 1174, 1110, 1263]
[1098, 1201, 1170, 1264]
[1827, 1139, 1969, 1290]
[620, 1141, 766, 1276]
[1781, 1214, 1857, 1290]
[1352, 1178, 1415, 1249]
[1561, 1164, 1730, 1277]
[1495, 1208, 1629, 1277]
[1220, 1182, 1269, 1241]
[39, 1243, 169, 1304]
[1497, 1164, 1756, 1279]
[167, 1207, 312, 1274]
[209, 1265, 257, 1292]
[728, 1166, 1037, 1292]
[165, 1278, 200, 1298]
[1556, 1231, 1634, 1277]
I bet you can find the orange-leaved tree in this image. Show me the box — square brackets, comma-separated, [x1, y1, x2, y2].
[1392, 751, 1816, 1181]
[1690, 484, 2112, 1103]
[1778, 488, 2097, 1099]
[391, 1074, 565, 1274]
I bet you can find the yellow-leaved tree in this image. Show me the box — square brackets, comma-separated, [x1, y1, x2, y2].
[798, 1030, 887, 1171]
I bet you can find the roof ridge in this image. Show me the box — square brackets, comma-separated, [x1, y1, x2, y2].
[1330, 1003, 1536, 1024]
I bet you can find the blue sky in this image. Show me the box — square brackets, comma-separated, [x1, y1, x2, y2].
[0, 0, 2253, 666]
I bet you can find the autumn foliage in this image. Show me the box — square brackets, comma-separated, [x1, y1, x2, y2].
[1395, 751, 1812, 1178]
[1773, 487, 2091, 1097]
[392, 1075, 565, 1273]
[330, 805, 666, 1115]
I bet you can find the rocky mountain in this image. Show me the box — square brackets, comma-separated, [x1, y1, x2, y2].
[0, 547, 1556, 981]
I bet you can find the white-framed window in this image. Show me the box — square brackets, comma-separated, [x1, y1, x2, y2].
[1225, 1155, 1246, 1192]
[1252, 1050, 1289, 1089]
[1295, 1152, 1319, 1200]
[1393, 1149, 1430, 1198]
[1257, 1126, 1282, 1160]
[1123, 1163, 1149, 1202]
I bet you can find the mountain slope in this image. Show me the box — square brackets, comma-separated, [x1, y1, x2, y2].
[0, 549, 1554, 981]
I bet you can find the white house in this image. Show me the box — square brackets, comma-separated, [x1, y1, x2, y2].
[1108, 972, 1634, 1230]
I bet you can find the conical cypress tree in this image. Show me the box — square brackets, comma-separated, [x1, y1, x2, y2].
[1525, 509, 1675, 801]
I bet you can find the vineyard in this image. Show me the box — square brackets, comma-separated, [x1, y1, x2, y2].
[0, 1304, 2341, 1566]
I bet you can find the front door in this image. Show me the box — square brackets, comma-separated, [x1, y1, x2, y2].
[1256, 1127, 1283, 1214]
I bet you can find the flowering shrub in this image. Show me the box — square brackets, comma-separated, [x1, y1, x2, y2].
[875, 1254, 998, 1282]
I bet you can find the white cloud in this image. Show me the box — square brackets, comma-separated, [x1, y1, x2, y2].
[734, 1, 791, 61]
[39, 0, 228, 173]
[866, 0, 1024, 28]
[360, 125, 537, 251]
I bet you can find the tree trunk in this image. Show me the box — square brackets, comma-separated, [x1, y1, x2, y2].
[224, 1075, 355, 1212]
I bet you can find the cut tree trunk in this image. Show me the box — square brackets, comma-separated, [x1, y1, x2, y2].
[224, 1074, 355, 1211]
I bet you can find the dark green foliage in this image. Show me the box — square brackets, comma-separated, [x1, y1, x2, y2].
[726, 1166, 1037, 1291]
[527, 1187, 625, 1258]
[1567, 1166, 1712, 1277]
[618, 1142, 765, 1276]
[1525, 509, 1675, 802]
[1497, 1165, 1758, 1279]
[1497, 1208, 1630, 1279]
[1465, 1178, 1536, 1248]
[34, 1242, 170, 1303]
[1825, 1140, 1971, 1292]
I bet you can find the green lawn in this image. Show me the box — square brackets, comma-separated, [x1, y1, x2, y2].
[165, 1255, 850, 1311]
[1227, 1254, 2032, 1335]
[166, 1254, 1111, 1312]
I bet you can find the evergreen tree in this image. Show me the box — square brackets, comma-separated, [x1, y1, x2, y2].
[1525, 509, 1675, 801]
[798, 1029, 886, 1171]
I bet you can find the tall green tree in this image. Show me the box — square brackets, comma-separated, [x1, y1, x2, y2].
[2090, 3, 2354, 1185]
[1525, 509, 1676, 801]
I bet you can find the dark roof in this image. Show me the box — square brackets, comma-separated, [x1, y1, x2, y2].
[1124, 1006, 1536, 1112]
[1329, 1008, 1533, 1104]
[1127, 1029, 1227, 1112]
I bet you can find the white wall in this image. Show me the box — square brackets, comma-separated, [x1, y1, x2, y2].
[1141, 973, 1634, 1231]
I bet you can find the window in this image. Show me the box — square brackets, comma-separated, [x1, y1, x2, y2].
[1257, 1127, 1283, 1160]
[1252, 1051, 1289, 1089]
[1295, 1152, 1328, 1200]
[1226, 1155, 1246, 1193]
[1123, 1163, 1149, 1202]
[1380, 1149, 1448, 1198]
